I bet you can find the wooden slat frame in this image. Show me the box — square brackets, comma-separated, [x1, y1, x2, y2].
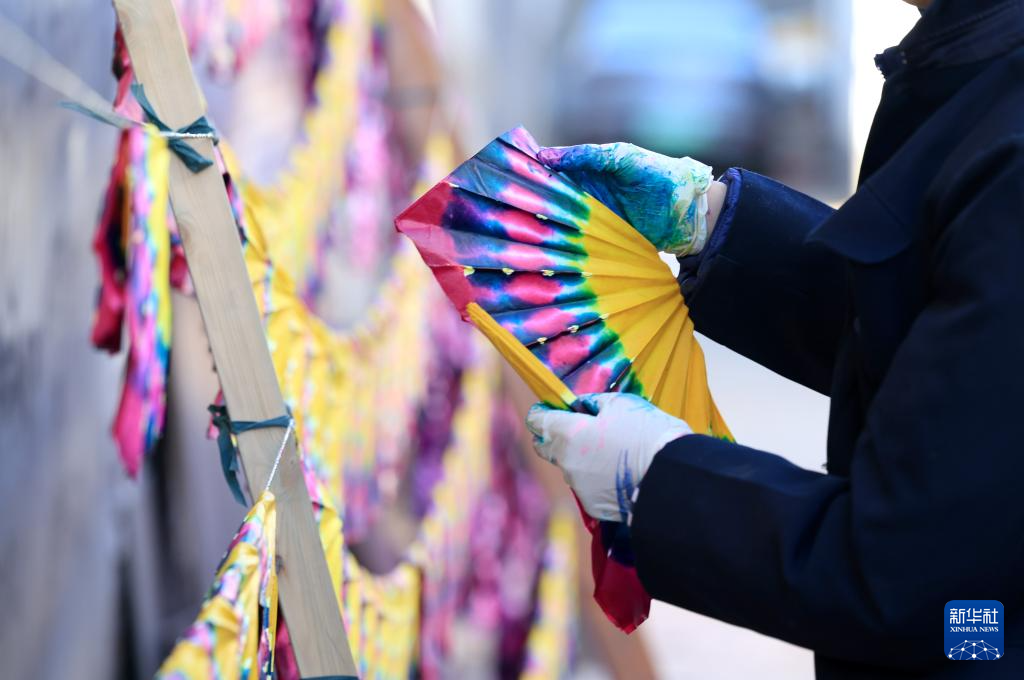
[112, 1, 358, 676]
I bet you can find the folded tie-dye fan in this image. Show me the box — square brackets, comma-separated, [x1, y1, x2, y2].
[396, 127, 733, 632]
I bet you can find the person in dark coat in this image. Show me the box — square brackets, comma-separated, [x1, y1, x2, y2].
[525, 0, 1024, 677]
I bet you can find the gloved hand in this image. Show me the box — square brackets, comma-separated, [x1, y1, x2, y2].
[526, 392, 692, 522]
[538, 143, 714, 255]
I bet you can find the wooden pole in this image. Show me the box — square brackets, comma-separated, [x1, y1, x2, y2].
[112, 1, 358, 676]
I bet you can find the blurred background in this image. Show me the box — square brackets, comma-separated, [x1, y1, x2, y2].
[1, 0, 919, 678]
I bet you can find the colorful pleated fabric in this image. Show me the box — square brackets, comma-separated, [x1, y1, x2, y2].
[397, 126, 734, 632]
[156, 491, 279, 679]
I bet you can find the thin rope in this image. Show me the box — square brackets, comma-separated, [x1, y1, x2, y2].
[264, 417, 294, 493]
[0, 11, 114, 115]
[0, 13, 216, 147]
[209, 405, 294, 505]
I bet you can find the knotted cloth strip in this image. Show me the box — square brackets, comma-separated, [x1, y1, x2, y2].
[131, 82, 218, 172]
[209, 404, 293, 505]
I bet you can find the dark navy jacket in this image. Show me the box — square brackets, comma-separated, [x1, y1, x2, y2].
[631, 1, 1024, 677]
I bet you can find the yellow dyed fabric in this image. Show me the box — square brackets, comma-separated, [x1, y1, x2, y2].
[156, 492, 278, 680]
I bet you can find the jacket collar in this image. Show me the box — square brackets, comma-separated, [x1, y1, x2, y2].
[875, 0, 1024, 79]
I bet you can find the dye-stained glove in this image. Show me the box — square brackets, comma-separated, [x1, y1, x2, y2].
[526, 393, 692, 523]
[538, 143, 714, 256]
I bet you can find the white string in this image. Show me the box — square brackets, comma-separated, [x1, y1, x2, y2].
[162, 130, 217, 140]
[263, 418, 294, 494]
[0, 12, 215, 141]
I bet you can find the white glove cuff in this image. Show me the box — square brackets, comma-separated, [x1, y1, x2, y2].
[627, 425, 688, 525]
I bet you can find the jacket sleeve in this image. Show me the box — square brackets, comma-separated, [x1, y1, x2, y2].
[632, 146, 1024, 670]
[681, 170, 847, 394]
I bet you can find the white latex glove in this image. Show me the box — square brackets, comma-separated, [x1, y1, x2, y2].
[526, 393, 693, 522]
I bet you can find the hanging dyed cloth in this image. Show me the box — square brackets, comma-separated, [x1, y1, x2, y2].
[91, 4, 579, 675]
[521, 508, 578, 680]
[103, 124, 173, 477]
[156, 491, 279, 679]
